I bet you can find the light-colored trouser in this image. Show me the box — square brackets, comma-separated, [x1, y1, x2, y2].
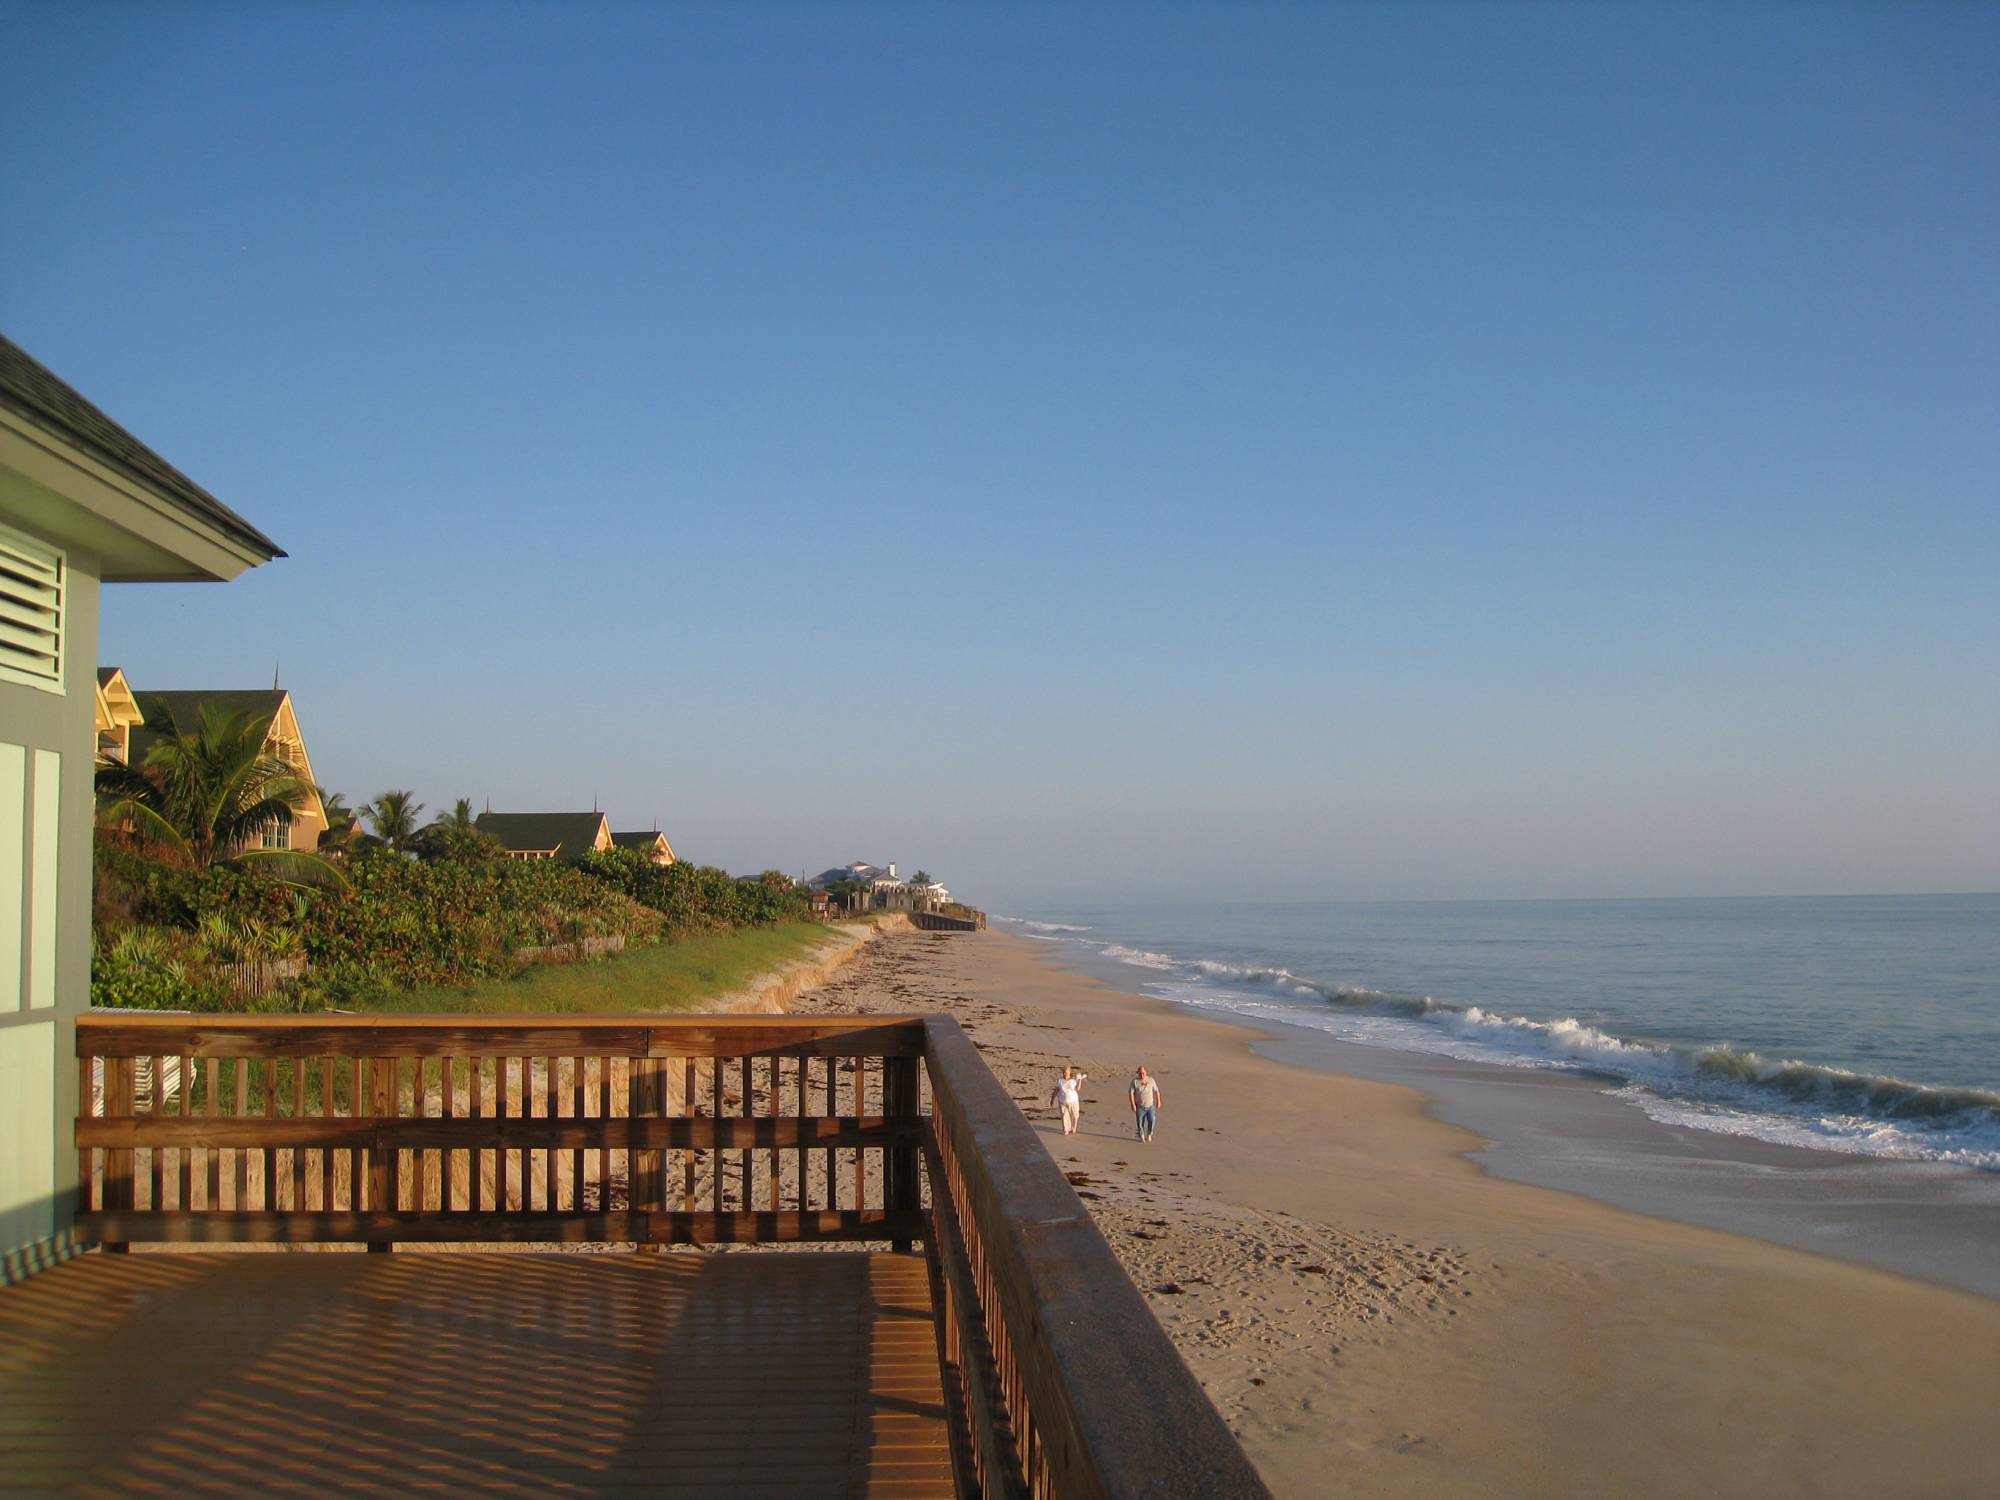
[1060, 1101, 1081, 1134]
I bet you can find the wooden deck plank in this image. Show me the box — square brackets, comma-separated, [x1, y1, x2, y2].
[0, 1250, 953, 1498]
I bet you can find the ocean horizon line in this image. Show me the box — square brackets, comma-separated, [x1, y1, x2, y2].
[999, 888, 2000, 913]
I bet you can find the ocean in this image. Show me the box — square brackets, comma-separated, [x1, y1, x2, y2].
[995, 894, 2000, 1172]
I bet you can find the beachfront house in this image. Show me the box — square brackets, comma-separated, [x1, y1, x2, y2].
[474, 810, 614, 862]
[0, 331, 281, 1276]
[115, 686, 329, 852]
[809, 861, 927, 912]
[810, 860, 902, 890]
[610, 828, 676, 865]
[92, 667, 145, 764]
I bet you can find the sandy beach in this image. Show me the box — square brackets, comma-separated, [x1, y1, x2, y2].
[796, 925, 2000, 1499]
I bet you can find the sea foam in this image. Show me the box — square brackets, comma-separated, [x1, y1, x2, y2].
[1062, 931, 2000, 1170]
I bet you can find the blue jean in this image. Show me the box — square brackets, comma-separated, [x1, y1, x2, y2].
[1135, 1105, 1156, 1139]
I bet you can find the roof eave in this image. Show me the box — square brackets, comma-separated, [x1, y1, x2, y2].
[0, 406, 280, 581]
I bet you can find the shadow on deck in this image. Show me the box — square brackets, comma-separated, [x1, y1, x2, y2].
[0, 1250, 952, 1498]
[19, 1012, 1268, 1498]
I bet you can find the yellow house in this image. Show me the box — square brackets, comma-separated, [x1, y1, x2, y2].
[611, 829, 677, 865]
[474, 811, 613, 862]
[92, 667, 144, 764]
[120, 688, 329, 852]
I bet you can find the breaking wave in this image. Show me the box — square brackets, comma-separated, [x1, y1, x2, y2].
[1070, 935, 2000, 1169]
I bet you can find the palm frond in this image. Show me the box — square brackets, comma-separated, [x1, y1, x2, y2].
[232, 848, 352, 890]
[95, 796, 192, 858]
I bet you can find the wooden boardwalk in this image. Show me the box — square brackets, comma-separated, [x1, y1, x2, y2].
[0, 1250, 955, 1498]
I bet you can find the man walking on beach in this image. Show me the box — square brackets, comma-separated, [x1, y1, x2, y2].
[1049, 1065, 1088, 1136]
[1130, 1066, 1163, 1142]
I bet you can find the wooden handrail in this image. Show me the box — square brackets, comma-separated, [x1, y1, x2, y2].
[70, 1010, 1270, 1497]
[922, 1014, 1270, 1499]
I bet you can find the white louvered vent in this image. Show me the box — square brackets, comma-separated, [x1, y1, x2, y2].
[0, 521, 65, 693]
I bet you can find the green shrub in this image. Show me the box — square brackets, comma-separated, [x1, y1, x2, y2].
[90, 843, 663, 1011]
[575, 849, 809, 934]
[90, 926, 230, 1012]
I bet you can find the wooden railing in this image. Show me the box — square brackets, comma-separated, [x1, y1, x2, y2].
[76, 1014, 926, 1249]
[72, 1010, 1266, 1498]
[922, 1015, 1268, 1499]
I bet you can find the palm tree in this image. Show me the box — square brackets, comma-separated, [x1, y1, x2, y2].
[316, 787, 359, 853]
[431, 797, 476, 835]
[412, 796, 503, 862]
[95, 700, 342, 885]
[365, 790, 425, 854]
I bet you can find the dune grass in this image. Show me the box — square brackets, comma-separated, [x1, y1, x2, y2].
[349, 922, 856, 1016]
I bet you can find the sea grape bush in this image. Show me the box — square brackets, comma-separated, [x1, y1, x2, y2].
[574, 849, 809, 934]
[91, 842, 805, 1012]
[92, 845, 663, 1012]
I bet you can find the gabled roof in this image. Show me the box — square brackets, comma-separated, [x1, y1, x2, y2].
[121, 687, 324, 824]
[132, 690, 288, 752]
[475, 811, 611, 858]
[95, 667, 145, 728]
[611, 830, 675, 853]
[1, 333, 283, 561]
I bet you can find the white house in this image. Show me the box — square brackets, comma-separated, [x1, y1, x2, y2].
[809, 860, 901, 890]
[1, 332, 281, 1277]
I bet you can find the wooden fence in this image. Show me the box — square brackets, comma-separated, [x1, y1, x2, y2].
[71, 1011, 1266, 1499]
[76, 1015, 926, 1250]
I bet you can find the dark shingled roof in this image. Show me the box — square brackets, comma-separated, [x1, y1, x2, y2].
[610, 831, 669, 850]
[126, 690, 286, 763]
[475, 812, 610, 859]
[1, 331, 283, 560]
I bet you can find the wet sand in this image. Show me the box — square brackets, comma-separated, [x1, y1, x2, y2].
[795, 925, 2000, 1499]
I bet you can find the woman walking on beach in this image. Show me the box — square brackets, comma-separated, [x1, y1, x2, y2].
[1049, 1065, 1088, 1136]
[1130, 1066, 1163, 1142]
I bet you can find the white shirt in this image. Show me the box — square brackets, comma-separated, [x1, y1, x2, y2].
[1054, 1074, 1086, 1107]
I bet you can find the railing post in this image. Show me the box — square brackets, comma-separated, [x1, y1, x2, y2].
[366, 1056, 392, 1251]
[102, 1057, 131, 1253]
[632, 1056, 661, 1252]
[886, 1053, 921, 1254]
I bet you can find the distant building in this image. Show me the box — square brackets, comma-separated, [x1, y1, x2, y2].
[118, 686, 329, 852]
[911, 879, 951, 906]
[92, 668, 144, 764]
[610, 829, 676, 866]
[474, 811, 614, 862]
[809, 861, 900, 889]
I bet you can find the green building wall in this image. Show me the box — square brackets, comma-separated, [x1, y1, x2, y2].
[0, 535, 98, 1276]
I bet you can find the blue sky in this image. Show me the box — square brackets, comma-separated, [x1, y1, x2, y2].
[4, 2, 1995, 907]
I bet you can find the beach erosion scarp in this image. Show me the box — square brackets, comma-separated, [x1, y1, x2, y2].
[709, 911, 912, 1015]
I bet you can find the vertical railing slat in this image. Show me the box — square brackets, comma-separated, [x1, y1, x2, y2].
[290, 1056, 306, 1212]
[569, 1056, 584, 1214]
[712, 1056, 728, 1224]
[681, 1058, 695, 1211]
